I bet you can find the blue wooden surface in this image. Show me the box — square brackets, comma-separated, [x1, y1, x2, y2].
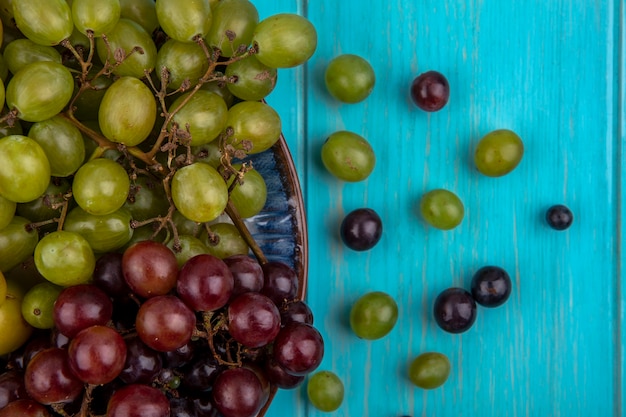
[258, 0, 625, 416]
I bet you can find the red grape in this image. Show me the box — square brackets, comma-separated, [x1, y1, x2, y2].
[24, 348, 84, 405]
[261, 261, 299, 306]
[264, 358, 305, 389]
[0, 370, 27, 409]
[211, 367, 265, 417]
[122, 240, 178, 298]
[280, 300, 314, 326]
[0, 398, 51, 417]
[53, 283, 113, 338]
[410, 70, 450, 112]
[228, 292, 281, 348]
[136, 295, 196, 352]
[106, 384, 170, 417]
[119, 336, 163, 385]
[272, 322, 324, 376]
[177, 254, 234, 312]
[67, 325, 127, 385]
[223, 254, 264, 298]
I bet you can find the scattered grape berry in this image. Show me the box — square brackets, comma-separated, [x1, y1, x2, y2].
[470, 266, 512, 308]
[433, 287, 477, 333]
[546, 204, 574, 230]
[410, 70, 450, 112]
[340, 208, 383, 251]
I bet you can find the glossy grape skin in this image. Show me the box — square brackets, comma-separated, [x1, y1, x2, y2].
[99, 76, 157, 147]
[470, 266, 512, 307]
[474, 129, 524, 177]
[95, 18, 157, 78]
[28, 115, 85, 177]
[0, 217, 40, 273]
[0, 398, 51, 417]
[325, 54, 375, 103]
[0, 195, 15, 230]
[0, 135, 50, 204]
[433, 288, 477, 334]
[155, 38, 208, 90]
[106, 384, 170, 417]
[546, 204, 574, 230]
[252, 13, 317, 68]
[34, 230, 96, 287]
[408, 352, 451, 389]
[349, 291, 398, 340]
[122, 240, 178, 298]
[177, 253, 234, 312]
[171, 163, 229, 223]
[3, 38, 62, 75]
[167, 234, 210, 267]
[7, 61, 74, 122]
[0, 280, 33, 356]
[72, 158, 130, 216]
[53, 284, 114, 338]
[92, 252, 131, 299]
[71, 0, 121, 37]
[170, 90, 228, 146]
[419, 189, 464, 230]
[225, 55, 277, 101]
[261, 261, 299, 306]
[181, 355, 222, 392]
[119, 336, 163, 384]
[21, 282, 62, 329]
[212, 367, 265, 417]
[340, 208, 383, 251]
[226, 100, 282, 154]
[273, 322, 324, 376]
[67, 325, 127, 385]
[201, 222, 250, 259]
[135, 295, 196, 352]
[0, 370, 28, 409]
[307, 370, 344, 412]
[155, 0, 212, 42]
[223, 254, 264, 297]
[24, 348, 84, 405]
[264, 358, 305, 389]
[321, 130, 375, 182]
[12, 0, 73, 46]
[119, 0, 159, 34]
[280, 300, 314, 326]
[227, 164, 268, 218]
[410, 70, 450, 112]
[64, 206, 134, 253]
[207, 0, 259, 58]
[228, 292, 281, 348]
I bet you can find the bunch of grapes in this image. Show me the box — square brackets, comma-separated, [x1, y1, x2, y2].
[0, 0, 322, 416]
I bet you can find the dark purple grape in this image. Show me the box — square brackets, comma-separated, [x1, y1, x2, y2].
[169, 397, 196, 417]
[410, 70, 450, 112]
[261, 261, 299, 306]
[53, 284, 113, 338]
[191, 396, 219, 417]
[119, 336, 163, 384]
[264, 358, 305, 389]
[546, 204, 574, 230]
[273, 322, 324, 376]
[280, 300, 313, 326]
[0, 370, 28, 409]
[470, 266, 512, 307]
[181, 356, 222, 393]
[93, 252, 131, 299]
[24, 348, 84, 405]
[228, 292, 281, 348]
[162, 341, 197, 369]
[340, 208, 383, 251]
[106, 384, 170, 417]
[211, 367, 265, 417]
[223, 254, 264, 298]
[177, 254, 234, 312]
[433, 288, 477, 333]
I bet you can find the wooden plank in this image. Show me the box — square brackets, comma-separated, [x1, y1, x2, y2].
[257, 0, 623, 416]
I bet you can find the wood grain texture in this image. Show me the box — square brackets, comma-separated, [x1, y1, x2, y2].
[257, 0, 624, 416]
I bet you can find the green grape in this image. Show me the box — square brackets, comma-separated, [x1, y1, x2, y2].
[307, 371, 344, 412]
[34, 230, 95, 286]
[72, 0, 121, 37]
[349, 291, 398, 340]
[95, 18, 157, 78]
[474, 129, 524, 177]
[12, 0, 73, 46]
[71, 69, 113, 121]
[170, 90, 228, 146]
[98, 75, 157, 146]
[200, 222, 249, 259]
[121, 224, 169, 251]
[0, 271, 5, 305]
[21, 281, 62, 329]
[63, 206, 134, 253]
[325, 54, 375, 103]
[419, 189, 464, 230]
[227, 164, 267, 219]
[3, 38, 62, 75]
[156, 38, 209, 91]
[6, 61, 74, 122]
[172, 210, 202, 236]
[321, 130, 375, 182]
[0, 279, 33, 356]
[226, 100, 281, 154]
[16, 178, 71, 223]
[124, 175, 170, 221]
[192, 141, 222, 169]
[206, 0, 259, 57]
[119, 0, 159, 34]
[28, 115, 86, 177]
[0, 194, 15, 230]
[252, 13, 317, 68]
[171, 163, 229, 223]
[408, 352, 451, 389]
[166, 234, 209, 267]
[0, 135, 50, 203]
[225, 55, 277, 101]
[0, 216, 40, 273]
[72, 158, 130, 216]
[155, 0, 212, 43]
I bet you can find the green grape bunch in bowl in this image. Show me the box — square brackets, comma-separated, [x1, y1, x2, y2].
[0, 1, 322, 417]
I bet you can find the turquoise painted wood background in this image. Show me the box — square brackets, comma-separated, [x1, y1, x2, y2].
[257, 0, 625, 416]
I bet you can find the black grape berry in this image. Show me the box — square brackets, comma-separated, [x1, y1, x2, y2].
[546, 204, 573, 230]
[410, 70, 450, 112]
[433, 288, 477, 333]
[470, 266, 512, 307]
[340, 208, 383, 251]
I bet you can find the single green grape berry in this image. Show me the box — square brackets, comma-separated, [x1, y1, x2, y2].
[34, 230, 96, 287]
[419, 189, 464, 230]
[474, 129, 524, 177]
[408, 352, 451, 389]
[21, 281, 63, 329]
[349, 291, 398, 340]
[325, 54, 375, 103]
[307, 370, 344, 412]
[321, 131, 375, 182]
